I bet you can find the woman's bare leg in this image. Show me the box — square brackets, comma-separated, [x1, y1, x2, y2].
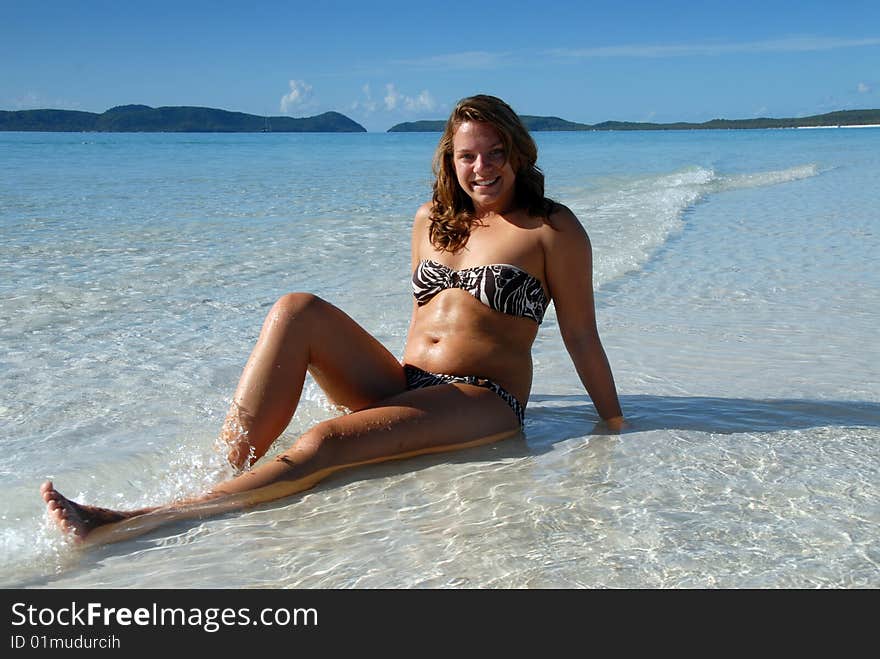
[42, 291, 408, 543]
[219, 292, 407, 469]
[42, 383, 521, 546]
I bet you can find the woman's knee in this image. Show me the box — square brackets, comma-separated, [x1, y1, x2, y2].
[273, 292, 323, 317]
[265, 292, 333, 333]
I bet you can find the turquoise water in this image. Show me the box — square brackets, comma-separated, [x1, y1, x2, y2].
[1, 128, 878, 588]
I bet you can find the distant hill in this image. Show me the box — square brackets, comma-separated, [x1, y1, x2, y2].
[388, 115, 591, 132]
[0, 105, 367, 132]
[388, 109, 880, 132]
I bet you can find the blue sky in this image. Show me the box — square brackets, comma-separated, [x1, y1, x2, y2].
[2, 0, 879, 131]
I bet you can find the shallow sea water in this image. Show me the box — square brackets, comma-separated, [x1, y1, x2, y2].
[0, 128, 877, 588]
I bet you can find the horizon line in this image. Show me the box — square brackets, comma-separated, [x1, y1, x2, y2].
[4, 104, 880, 133]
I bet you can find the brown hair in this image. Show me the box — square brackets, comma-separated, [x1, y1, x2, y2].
[429, 94, 556, 253]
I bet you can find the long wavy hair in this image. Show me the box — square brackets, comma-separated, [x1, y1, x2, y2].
[429, 94, 556, 253]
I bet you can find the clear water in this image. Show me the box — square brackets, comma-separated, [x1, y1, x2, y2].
[1, 128, 878, 588]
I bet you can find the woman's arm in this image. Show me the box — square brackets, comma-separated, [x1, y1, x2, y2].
[543, 205, 624, 427]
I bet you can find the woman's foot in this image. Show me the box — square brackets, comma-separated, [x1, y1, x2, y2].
[40, 481, 133, 543]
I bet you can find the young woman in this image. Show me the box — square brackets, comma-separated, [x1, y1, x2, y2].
[42, 94, 624, 546]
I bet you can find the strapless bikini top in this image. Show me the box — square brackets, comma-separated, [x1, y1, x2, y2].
[412, 259, 549, 324]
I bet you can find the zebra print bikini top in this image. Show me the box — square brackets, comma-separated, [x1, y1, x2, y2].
[412, 259, 550, 324]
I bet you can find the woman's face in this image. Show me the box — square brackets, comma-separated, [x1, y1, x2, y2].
[451, 121, 516, 214]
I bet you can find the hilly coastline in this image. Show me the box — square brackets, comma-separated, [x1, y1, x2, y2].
[4, 105, 878, 134]
[0, 105, 367, 132]
[389, 109, 880, 132]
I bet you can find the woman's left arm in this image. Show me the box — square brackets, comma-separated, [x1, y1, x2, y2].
[543, 206, 624, 428]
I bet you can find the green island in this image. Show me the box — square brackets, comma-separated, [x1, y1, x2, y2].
[4, 105, 878, 133]
[0, 105, 367, 132]
[388, 109, 880, 132]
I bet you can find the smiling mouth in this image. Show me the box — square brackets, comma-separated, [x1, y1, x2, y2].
[472, 177, 500, 189]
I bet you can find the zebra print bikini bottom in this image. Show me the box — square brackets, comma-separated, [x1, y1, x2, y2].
[403, 364, 525, 427]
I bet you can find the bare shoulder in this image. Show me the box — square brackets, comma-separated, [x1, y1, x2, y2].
[543, 202, 589, 250]
[414, 200, 433, 227]
[543, 203, 594, 313]
[411, 201, 433, 240]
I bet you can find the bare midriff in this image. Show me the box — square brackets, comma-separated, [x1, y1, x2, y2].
[402, 289, 539, 405]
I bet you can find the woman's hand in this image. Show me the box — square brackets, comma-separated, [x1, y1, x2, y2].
[602, 415, 627, 432]
[590, 415, 627, 435]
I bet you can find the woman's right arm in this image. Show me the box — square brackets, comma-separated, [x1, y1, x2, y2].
[542, 205, 624, 428]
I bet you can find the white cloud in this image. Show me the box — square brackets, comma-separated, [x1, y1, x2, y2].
[351, 84, 378, 113]
[280, 80, 313, 114]
[405, 90, 436, 112]
[551, 36, 880, 58]
[383, 84, 436, 113]
[857, 82, 871, 93]
[384, 83, 402, 111]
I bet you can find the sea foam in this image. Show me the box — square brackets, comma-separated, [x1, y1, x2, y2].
[568, 164, 821, 289]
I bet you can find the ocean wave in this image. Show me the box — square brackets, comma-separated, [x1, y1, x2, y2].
[569, 163, 821, 289]
[717, 163, 820, 191]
